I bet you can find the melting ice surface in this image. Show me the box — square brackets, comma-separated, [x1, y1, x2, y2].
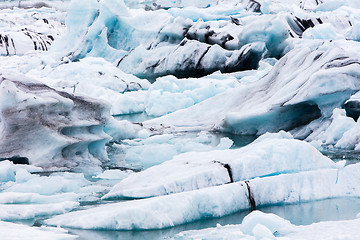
[1, 0, 360, 239]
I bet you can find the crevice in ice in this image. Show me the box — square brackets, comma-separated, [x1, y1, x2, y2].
[214, 161, 234, 183]
[245, 180, 256, 210]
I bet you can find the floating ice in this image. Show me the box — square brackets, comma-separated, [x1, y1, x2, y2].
[144, 73, 239, 116]
[109, 131, 233, 170]
[0, 6, 66, 56]
[103, 132, 337, 199]
[27, 57, 151, 115]
[95, 169, 133, 180]
[172, 210, 360, 240]
[0, 74, 112, 172]
[46, 162, 360, 230]
[0, 220, 77, 240]
[145, 40, 360, 136]
[0, 201, 79, 221]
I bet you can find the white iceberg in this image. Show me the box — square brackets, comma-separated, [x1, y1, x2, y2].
[45, 162, 360, 230]
[45, 133, 360, 230]
[103, 132, 337, 199]
[0, 220, 77, 240]
[172, 210, 360, 240]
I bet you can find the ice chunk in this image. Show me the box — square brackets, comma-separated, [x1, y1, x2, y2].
[144, 40, 360, 136]
[308, 108, 356, 147]
[0, 192, 78, 204]
[95, 169, 132, 180]
[0, 201, 79, 221]
[0, 220, 77, 240]
[303, 23, 344, 40]
[46, 163, 360, 230]
[0, 160, 16, 182]
[0, 160, 40, 183]
[103, 133, 337, 199]
[173, 210, 360, 240]
[0, 7, 66, 56]
[118, 40, 266, 79]
[27, 57, 150, 115]
[240, 210, 293, 236]
[0, 74, 112, 172]
[3, 172, 90, 195]
[145, 74, 238, 116]
[110, 132, 233, 170]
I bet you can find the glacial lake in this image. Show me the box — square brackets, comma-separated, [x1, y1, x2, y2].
[13, 113, 359, 239]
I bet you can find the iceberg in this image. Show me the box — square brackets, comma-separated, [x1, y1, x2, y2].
[0, 74, 112, 172]
[0, 6, 66, 56]
[0, 201, 79, 221]
[45, 133, 360, 230]
[109, 131, 233, 170]
[172, 210, 360, 240]
[0, 220, 77, 240]
[1, 0, 360, 238]
[144, 40, 360, 136]
[27, 57, 151, 115]
[103, 132, 337, 199]
[45, 162, 360, 230]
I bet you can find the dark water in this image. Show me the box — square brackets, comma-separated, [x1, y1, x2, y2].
[64, 197, 360, 240]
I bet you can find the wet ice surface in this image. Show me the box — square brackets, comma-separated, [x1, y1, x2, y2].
[13, 198, 360, 240]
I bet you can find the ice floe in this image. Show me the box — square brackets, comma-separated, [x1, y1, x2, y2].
[45, 133, 360, 230]
[172, 210, 360, 239]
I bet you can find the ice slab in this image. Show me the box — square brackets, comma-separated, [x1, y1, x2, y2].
[0, 201, 79, 221]
[27, 57, 151, 115]
[104, 132, 337, 199]
[46, 162, 360, 230]
[0, 220, 77, 240]
[172, 210, 360, 240]
[108, 131, 233, 170]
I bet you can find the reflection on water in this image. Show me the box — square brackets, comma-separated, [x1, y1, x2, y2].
[66, 198, 360, 240]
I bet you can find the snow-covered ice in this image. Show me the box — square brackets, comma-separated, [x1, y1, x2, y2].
[0, 220, 77, 240]
[172, 210, 360, 240]
[103, 132, 338, 199]
[111, 131, 233, 170]
[45, 161, 360, 230]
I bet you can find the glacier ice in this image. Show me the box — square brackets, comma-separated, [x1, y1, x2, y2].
[0, 220, 77, 240]
[0, 201, 79, 221]
[108, 131, 233, 170]
[45, 133, 360, 230]
[0, 74, 113, 172]
[27, 57, 151, 115]
[172, 210, 360, 240]
[1, 0, 360, 238]
[144, 40, 360, 136]
[45, 161, 360, 230]
[103, 132, 338, 199]
[0, 6, 66, 56]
